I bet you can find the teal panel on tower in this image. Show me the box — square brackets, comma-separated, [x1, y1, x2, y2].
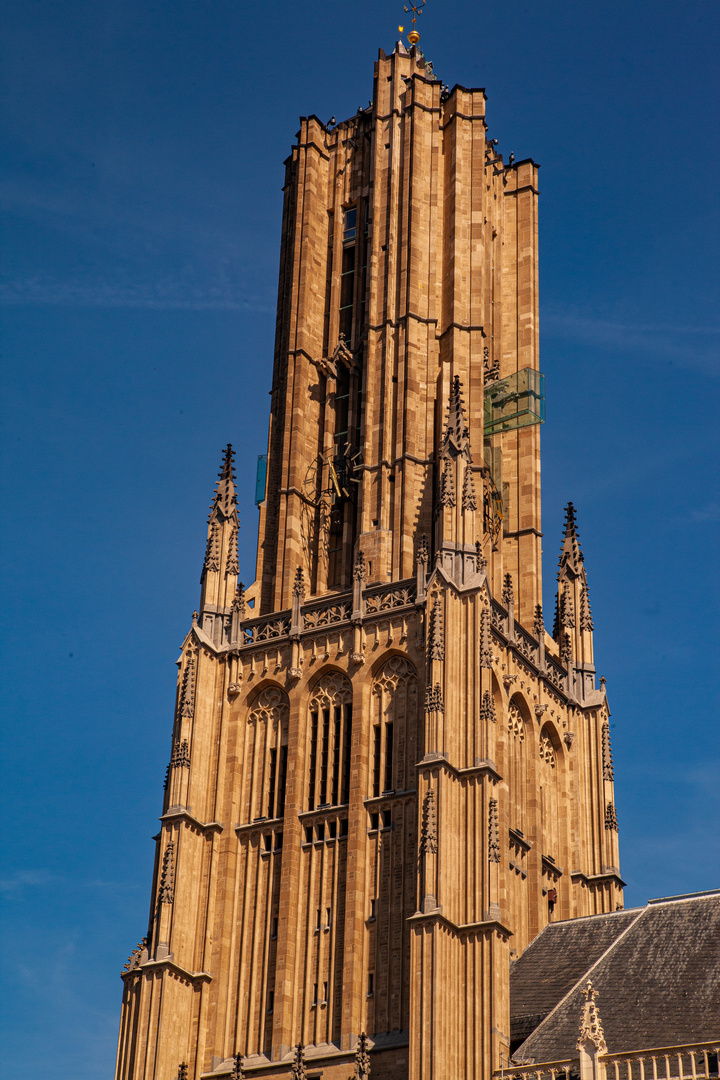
[255, 454, 268, 505]
[484, 368, 545, 436]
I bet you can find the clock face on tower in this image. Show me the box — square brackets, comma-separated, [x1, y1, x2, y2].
[303, 443, 363, 507]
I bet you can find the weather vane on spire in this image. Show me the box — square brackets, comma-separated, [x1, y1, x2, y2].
[400, 0, 426, 46]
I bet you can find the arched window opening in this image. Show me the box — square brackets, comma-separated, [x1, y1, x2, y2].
[507, 699, 528, 836]
[308, 673, 352, 811]
[248, 686, 289, 820]
[371, 656, 418, 797]
[539, 722, 560, 863]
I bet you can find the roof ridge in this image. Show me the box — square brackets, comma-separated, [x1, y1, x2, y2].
[514, 908, 644, 1057]
[541, 906, 644, 927]
[647, 889, 720, 904]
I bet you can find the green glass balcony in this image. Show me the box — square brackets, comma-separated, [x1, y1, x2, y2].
[484, 367, 545, 436]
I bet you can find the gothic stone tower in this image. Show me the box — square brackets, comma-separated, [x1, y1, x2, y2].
[116, 42, 623, 1080]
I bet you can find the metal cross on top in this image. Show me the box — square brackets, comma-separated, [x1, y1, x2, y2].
[402, 0, 426, 44]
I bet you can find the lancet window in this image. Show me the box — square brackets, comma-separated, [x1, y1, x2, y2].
[539, 722, 560, 862]
[507, 699, 528, 835]
[371, 656, 418, 796]
[307, 673, 353, 811]
[247, 686, 289, 821]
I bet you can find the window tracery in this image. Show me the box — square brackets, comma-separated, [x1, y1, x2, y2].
[308, 673, 352, 810]
[371, 656, 417, 796]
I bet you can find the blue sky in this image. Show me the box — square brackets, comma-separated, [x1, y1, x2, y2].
[1, 1, 718, 1075]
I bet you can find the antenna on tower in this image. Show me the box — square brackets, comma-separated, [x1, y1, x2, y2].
[402, 0, 426, 45]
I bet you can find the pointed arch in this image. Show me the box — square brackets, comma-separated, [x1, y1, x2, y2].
[370, 654, 418, 796]
[245, 684, 289, 821]
[307, 671, 353, 810]
[538, 721, 563, 863]
[507, 694, 531, 835]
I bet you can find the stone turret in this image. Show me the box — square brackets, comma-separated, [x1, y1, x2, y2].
[554, 502, 598, 703]
[199, 445, 239, 642]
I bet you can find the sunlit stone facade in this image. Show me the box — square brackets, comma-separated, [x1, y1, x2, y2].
[115, 42, 622, 1080]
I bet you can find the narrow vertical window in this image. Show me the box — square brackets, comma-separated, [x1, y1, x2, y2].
[319, 707, 330, 805]
[384, 722, 394, 792]
[372, 725, 381, 798]
[267, 990, 274, 1014]
[308, 709, 318, 810]
[367, 973, 374, 997]
[341, 705, 352, 803]
[267, 747, 277, 817]
[277, 745, 288, 816]
[331, 707, 341, 805]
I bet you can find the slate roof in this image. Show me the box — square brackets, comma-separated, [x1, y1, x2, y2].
[512, 892, 720, 1062]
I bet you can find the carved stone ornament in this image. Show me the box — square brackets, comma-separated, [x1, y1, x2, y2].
[177, 1064, 189, 1080]
[580, 584, 594, 631]
[427, 598, 445, 661]
[479, 690, 496, 724]
[475, 539, 487, 573]
[533, 603, 545, 638]
[439, 458, 456, 509]
[292, 565, 306, 599]
[231, 581, 246, 618]
[313, 335, 356, 380]
[203, 522, 220, 573]
[231, 1052, 246, 1080]
[310, 671, 352, 708]
[158, 841, 175, 905]
[534, 704, 547, 719]
[462, 465, 477, 511]
[122, 936, 148, 973]
[225, 525, 239, 576]
[602, 721, 614, 780]
[354, 549, 367, 581]
[179, 650, 197, 718]
[577, 981, 608, 1054]
[170, 739, 191, 769]
[248, 687, 289, 735]
[604, 802, 619, 831]
[563, 731, 575, 749]
[508, 705, 524, 742]
[480, 606, 493, 669]
[502, 572, 514, 607]
[421, 789, 438, 854]
[355, 1031, 371, 1079]
[373, 655, 416, 695]
[539, 731, 556, 768]
[488, 797, 501, 863]
[424, 683, 444, 714]
[290, 1043, 308, 1080]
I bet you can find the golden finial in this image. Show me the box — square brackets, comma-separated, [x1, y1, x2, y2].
[403, 0, 426, 45]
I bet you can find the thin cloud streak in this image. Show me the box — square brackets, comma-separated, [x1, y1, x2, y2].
[0, 276, 273, 311]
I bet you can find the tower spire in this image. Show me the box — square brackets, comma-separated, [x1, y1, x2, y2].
[199, 444, 240, 620]
[555, 502, 596, 696]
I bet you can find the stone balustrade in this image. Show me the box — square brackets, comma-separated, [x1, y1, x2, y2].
[494, 1043, 720, 1080]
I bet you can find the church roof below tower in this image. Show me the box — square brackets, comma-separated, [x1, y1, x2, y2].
[511, 891, 720, 1060]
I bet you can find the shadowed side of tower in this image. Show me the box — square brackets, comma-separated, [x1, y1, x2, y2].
[116, 41, 622, 1080]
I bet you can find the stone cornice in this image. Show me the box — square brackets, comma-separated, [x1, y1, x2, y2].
[160, 808, 223, 835]
[122, 956, 212, 985]
[416, 754, 502, 784]
[571, 868, 627, 889]
[407, 909, 512, 941]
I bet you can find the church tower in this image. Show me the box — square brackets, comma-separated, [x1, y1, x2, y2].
[116, 39, 623, 1080]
